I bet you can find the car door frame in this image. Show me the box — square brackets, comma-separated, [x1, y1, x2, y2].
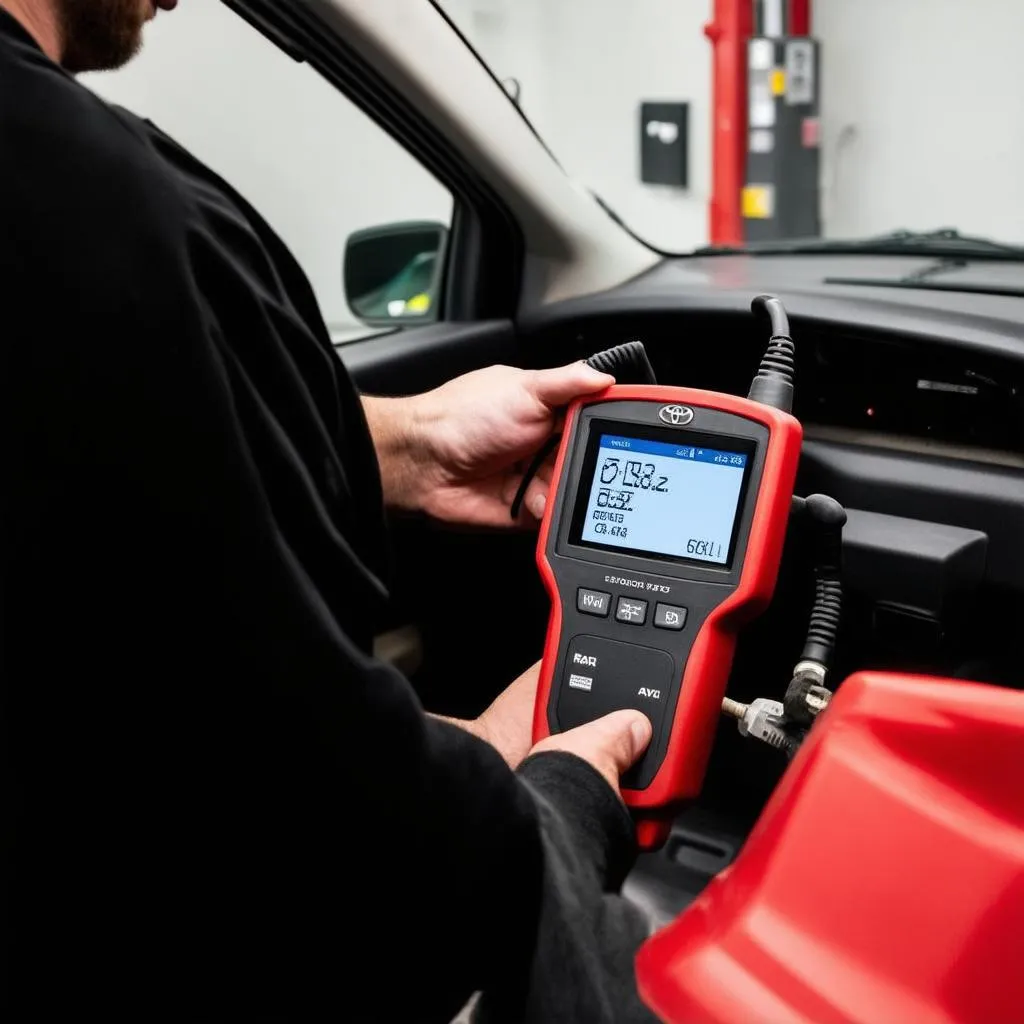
[222, 0, 524, 333]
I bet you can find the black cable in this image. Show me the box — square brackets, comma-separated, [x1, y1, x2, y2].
[510, 435, 561, 520]
[784, 494, 846, 725]
[585, 339, 656, 384]
[798, 494, 846, 665]
[752, 293, 791, 338]
[510, 341, 657, 519]
[803, 578, 843, 667]
[747, 294, 795, 413]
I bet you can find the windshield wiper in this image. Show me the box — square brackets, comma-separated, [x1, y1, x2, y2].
[854, 228, 1024, 256]
[824, 252, 1024, 297]
[822, 277, 1024, 299]
[694, 227, 1024, 261]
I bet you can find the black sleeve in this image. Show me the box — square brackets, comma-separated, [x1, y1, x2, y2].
[474, 754, 656, 1024]
[2, 57, 652, 1023]
[4, 224, 538, 1018]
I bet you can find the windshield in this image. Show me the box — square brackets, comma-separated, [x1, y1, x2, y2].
[436, 1, 1024, 257]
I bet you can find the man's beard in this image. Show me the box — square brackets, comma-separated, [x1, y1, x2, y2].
[56, 0, 150, 73]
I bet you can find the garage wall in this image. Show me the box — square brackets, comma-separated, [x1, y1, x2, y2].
[448, 0, 712, 253]
[505, 0, 1024, 248]
[445, 0, 1024, 248]
[816, 0, 1024, 243]
[84, 1, 452, 337]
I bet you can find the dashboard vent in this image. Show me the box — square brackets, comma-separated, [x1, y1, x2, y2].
[795, 329, 1024, 456]
[545, 313, 1024, 462]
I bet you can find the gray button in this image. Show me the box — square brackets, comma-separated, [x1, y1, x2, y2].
[615, 597, 648, 625]
[654, 603, 687, 630]
[577, 588, 611, 617]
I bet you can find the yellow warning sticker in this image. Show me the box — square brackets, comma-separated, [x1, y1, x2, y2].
[742, 185, 775, 220]
[770, 68, 786, 96]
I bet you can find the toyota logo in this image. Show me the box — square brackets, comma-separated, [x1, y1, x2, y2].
[659, 404, 694, 426]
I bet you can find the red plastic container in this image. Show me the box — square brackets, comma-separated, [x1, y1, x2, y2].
[637, 672, 1024, 1023]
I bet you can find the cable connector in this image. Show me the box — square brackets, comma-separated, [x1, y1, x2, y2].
[722, 696, 795, 755]
[747, 295, 795, 413]
[783, 668, 833, 726]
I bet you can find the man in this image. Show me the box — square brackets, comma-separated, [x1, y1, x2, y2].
[1, 2, 655, 1020]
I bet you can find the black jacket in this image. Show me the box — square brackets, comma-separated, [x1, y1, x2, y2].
[0, 12, 651, 1020]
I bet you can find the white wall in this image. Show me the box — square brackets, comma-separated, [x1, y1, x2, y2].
[446, 0, 1024, 248]
[84, 0, 452, 336]
[447, 0, 712, 253]
[490, 0, 1024, 248]
[816, 0, 1024, 243]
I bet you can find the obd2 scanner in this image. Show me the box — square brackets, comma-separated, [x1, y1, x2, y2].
[530, 297, 803, 849]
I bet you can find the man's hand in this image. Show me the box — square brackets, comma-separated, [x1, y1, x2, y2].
[529, 711, 652, 797]
[434, 660, 653, 799]
[362, 362, 614, 526]
[435, 660, 541, 769]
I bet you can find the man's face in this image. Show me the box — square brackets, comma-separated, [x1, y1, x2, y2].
[57, 0, 177, 73]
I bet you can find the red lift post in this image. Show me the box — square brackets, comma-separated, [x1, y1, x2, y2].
[704, 0, 752, 245]
[705, 1, 811, 244]
[790, 0, 811, 36]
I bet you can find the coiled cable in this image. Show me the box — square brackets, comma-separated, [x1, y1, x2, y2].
[785, 494, 847, 725]
[510, 341, 657, 519]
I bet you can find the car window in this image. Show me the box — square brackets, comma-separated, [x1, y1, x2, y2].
[84, 2, 454, 343]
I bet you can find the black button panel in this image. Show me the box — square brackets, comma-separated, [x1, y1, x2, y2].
[578, 589, 690, 634]
[654, 603, 687, 630]
[615, 596, 648, 625]
[559, 577, 699, 789]
[557, 634, 674, 789]
[576, 588, 611, 617]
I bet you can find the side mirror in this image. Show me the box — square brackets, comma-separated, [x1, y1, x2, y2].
[343, 221, 448, 327]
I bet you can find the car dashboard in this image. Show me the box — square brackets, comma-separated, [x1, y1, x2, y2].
[513, 252, 1024, 919]
[523, 253, 1024, 594]
[523, 259, 1024, 750]
[351, 250, 1024, 921]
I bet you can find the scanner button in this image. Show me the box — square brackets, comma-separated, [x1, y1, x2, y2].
[615, 597, 648, 625]
[558, 636, 673, 790]
[576, 588, 611, 617]
[654, 604, 687, 630]
[559, 636, 671, 729]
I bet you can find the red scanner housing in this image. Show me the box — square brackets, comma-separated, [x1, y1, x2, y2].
[533, 385, 802, 848]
